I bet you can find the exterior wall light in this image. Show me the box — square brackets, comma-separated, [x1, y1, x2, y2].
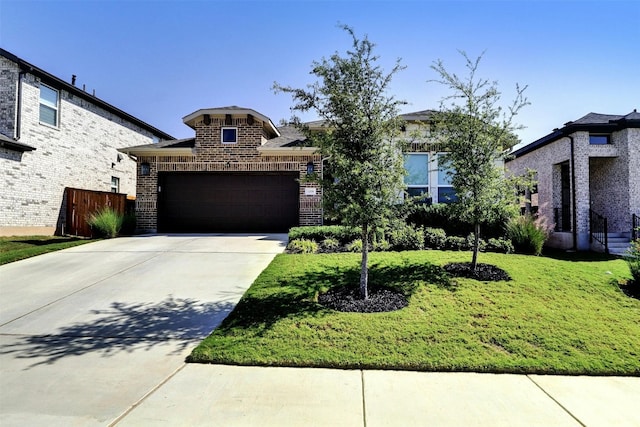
[141, 162, 151, 176]
[306, 161, 315, 176]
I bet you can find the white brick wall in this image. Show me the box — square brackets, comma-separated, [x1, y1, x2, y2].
[1, 62, 161, 232]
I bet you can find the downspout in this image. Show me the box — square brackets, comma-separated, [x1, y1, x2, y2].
[15, 69, 26, 140]
[569, 135, 577, 250]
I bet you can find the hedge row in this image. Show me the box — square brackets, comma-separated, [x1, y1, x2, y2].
[287, 225, 514, 254]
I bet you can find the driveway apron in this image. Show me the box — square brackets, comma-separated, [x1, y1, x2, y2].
[0, 234, 287, 426]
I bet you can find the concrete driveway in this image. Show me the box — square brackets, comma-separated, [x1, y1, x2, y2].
[0, 234, 287, 426]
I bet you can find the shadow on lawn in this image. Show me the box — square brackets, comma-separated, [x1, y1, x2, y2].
[218, 258, 452, 335]
[1, 296, 236, 369]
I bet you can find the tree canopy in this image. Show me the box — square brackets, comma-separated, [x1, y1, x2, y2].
[430, 51, 530, 269]
[274, 25, 406, 299]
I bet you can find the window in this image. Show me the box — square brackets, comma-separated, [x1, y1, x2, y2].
[221, 127, 237, 144]
[437, 153, 457, 203]
[110, 176, 120, 193]
[589, 134, 609, 145]
[404, 153, 429, 199]
[39, 84, 59, 126]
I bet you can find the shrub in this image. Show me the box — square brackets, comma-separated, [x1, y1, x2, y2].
[289, 226, 360, 245]
[408, 202, 511, 240]
[321, 238, 341, 253]
[87, 207, 123, 238]
[506, 215, 548, 256]
[287, 239, 319, 254]
[346, 239, 363, 253]
[372, 238, 391, 252]
[445, 236, 468, 251]
[625, 238, 640, 285]
[387, 224, 425, 251]
[487, 237, 514, 254]
[424, 227, 447, 249]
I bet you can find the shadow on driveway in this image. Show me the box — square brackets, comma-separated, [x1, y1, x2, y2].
[1, 296, 234, 369]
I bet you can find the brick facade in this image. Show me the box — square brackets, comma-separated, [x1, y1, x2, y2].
[130, 110, 323, 233]
[0, 50, 171, 235]
[507, 114, 639, 251]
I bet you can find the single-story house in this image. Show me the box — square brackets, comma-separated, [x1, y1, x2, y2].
[0, 48, 173, 236]
[506, 110, 639, 254]
[120, 108, 462, 234]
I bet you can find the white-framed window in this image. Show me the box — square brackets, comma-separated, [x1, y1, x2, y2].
[39, 84, 59, 126]
[404, 153, 429, 199]
[436, 153, 457, 203]
[221, 127, 237, 144]
[110, 176, 120, 193]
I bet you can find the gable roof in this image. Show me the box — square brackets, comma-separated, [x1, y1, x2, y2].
[509, 110, 639, 158]
[119, 137, 195, 156]
[0, 48, 174, 141]
[182, 106, 280, 138]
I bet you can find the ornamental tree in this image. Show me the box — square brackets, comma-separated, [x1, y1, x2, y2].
[274, 25, 406, 299]
[429, 51, 529, 270]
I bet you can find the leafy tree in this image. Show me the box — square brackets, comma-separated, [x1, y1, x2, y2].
[430, 52, 529, 270]
[274, 25, 406, 299]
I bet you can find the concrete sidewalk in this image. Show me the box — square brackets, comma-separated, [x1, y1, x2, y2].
[1, 234, 639, 426]
[116, 364, 640, 426]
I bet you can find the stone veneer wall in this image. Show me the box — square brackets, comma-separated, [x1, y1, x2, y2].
[0, 59, 160, 234]
[135, 116, 323, 232]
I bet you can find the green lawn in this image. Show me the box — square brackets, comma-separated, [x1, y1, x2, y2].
[189, 250, 640, 375]
[0, 235, 95, 265]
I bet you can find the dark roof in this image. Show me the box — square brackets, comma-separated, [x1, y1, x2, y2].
[263, 126, 308, 148]
[123, 137, 195, 151]
[0, 48, 174, 141]
[509, 110, 639, 159]
[0, 132, 36, 152]
[400, 110, 437, 121]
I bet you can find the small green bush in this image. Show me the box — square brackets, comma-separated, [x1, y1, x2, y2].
[346, 239, 363, 253]
[87, 207, 123, 238]
[289, 226, 360, 245]
[625, 238, 640, 285]
[487, 237, 514, 254]
[287, 239, 319, 254]
[445, 235, 468, 251]
[321, 238, 341, 253]
[387, 224, 425, 251]
[506, 215, 548, 256]
[424, 227, 447, 249]
[372, 238, 391, 252]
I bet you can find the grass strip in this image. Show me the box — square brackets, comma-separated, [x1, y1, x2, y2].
[0, 236, 95, 265]
[189, 250, 640, 375]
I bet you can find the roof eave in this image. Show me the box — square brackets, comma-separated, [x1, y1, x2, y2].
[0, 48, 174, 141]
[257, 146, 318, 156]
[118, 147, 195, 157]
[182, 108, 280, 137]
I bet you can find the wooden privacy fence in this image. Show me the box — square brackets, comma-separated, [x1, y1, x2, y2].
[65, 187, 127, 237]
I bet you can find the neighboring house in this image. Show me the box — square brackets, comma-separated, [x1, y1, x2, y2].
[119, 108, 463, 234]
[0, 48, 173, 236]
[120, 107, 322, 233]
[506, 111, 639, 254]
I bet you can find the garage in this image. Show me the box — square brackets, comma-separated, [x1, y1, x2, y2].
[157, 172, 300, 233]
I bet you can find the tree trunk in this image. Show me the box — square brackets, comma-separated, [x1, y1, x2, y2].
[471, 222, 480, 271]
[360, 223, 369, 300]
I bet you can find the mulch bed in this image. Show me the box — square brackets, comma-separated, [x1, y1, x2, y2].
[620, 281, 640, 300]
[443, 262, 511, 281]
[318, 286, 408, 313]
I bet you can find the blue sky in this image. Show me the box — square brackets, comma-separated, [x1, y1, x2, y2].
[1, 0, 638, 147]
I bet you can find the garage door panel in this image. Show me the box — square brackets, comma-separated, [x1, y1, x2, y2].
[158, 173, 299, 233]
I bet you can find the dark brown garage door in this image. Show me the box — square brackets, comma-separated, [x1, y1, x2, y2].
[158, 172, 299, 233]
